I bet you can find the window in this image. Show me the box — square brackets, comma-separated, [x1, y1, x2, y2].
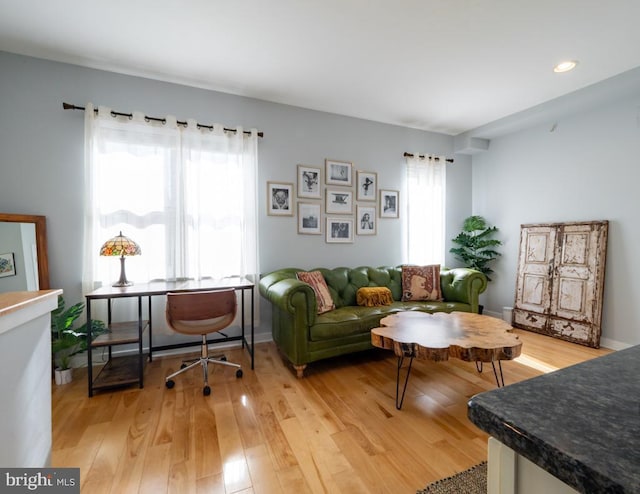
[404, 155, 446, 266]
[83, 105, 259, 291]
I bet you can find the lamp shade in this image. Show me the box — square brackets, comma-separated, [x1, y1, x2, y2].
[99, 231, 141, 257]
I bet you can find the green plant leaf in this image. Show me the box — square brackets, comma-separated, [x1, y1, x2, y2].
[51, 296, 107, 368]
[462, 215, 488, 232]
[450, 216, 502, 282]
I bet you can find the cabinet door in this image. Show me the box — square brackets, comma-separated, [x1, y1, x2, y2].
[513, 221, 608, 348]
[548, 222, 608, 347]
[513, 225, 556, 332]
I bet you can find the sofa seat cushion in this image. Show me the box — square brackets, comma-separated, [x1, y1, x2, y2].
[310, 305, 400, 341]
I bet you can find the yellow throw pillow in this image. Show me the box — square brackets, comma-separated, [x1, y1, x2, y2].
[356, 287, 394, 307]
[401, 264, 442, 301]
[297, 271, 335, 314]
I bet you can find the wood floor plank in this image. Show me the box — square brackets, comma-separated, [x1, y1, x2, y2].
[214, 395, 253, 493]
[138, 443, 172, 494]
[244, 444, 283, 494]
[52, 331, 610, 493]
[278, 416, 341, 494]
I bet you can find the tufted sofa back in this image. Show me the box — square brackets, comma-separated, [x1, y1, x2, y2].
[314, 266, 403, 308]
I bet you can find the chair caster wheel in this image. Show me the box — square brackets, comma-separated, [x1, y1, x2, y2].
[165, 380, 175, 389]
[236, 369, 243, 378]
[203, 386, 211, 396]
[180, 363, 187, 369]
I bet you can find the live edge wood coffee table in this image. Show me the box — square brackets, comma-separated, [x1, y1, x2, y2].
[371, 311, 522, 409]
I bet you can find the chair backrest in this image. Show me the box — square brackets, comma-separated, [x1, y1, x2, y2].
[166, 289, 237, 335]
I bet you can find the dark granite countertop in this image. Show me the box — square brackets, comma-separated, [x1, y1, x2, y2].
[468, 345, 640, 494]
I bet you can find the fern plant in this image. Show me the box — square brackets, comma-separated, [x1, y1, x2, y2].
[450, 215, 502, 281]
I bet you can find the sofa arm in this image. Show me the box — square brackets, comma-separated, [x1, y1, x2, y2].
[441, 267, 488, 313]
[259, 271, 318, 326]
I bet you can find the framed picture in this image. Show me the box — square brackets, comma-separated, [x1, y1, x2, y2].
[356, 205, 377, 235]
[267, 181, 294, 216]
[326, 217, 353, 243]
[326, 188, 353, 214]
[297, 164, 321, 199]
[0, 252, 16, 278]
[298, 202, 322, 234]
[356, 171, 377, 201]
[380, 189, 399, 218]
[325, 159, 352, 186]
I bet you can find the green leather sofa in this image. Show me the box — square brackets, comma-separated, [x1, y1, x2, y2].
[259, 266, 487, 377]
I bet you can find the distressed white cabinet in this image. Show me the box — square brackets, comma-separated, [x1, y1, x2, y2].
[512, 220, 608, 348]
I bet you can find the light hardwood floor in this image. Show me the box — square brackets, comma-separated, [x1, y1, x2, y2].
[52, 328, 611, 494]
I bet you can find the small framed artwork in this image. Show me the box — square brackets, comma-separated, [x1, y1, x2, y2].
[298, 202, 321, 234]
[297, 164, 321, 199]
[326, 217, 353, 243]
[380, 189, 399, 218]
[326, 189, 353, 214]
[356, 171, 377, 201]
[267, 181, 294, 216]
[356, 205, 377, 235]
[325, 159, 352, 186]
[0, 252, 16, 278]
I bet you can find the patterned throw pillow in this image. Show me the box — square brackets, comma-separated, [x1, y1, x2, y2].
[401, 265, 442, 301]
[296, 271, 336, 314]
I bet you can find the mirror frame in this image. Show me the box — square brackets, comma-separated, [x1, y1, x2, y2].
[0, 213, 50, 290]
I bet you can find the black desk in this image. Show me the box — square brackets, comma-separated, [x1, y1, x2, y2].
[85, 277, 254, 397]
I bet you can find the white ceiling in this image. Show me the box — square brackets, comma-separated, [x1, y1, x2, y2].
[2, 0, 640, 136]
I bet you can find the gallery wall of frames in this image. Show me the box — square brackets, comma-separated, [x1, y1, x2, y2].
[267, 159, 399, 244]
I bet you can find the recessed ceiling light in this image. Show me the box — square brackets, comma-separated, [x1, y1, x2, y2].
[553, 60, 578, 73]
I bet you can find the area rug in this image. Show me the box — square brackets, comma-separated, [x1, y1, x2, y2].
[417, 461, 487, 494]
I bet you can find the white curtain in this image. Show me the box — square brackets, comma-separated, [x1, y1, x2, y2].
[404, 154, 446, 266]
[83, 103, 259, 293]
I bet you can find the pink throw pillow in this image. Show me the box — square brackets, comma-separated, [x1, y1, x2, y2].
[297, 271, 335, 314]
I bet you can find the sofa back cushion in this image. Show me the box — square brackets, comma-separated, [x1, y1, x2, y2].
[316, 266, 403, 308]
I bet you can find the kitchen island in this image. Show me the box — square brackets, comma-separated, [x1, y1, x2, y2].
[0, 289, 61, 467]
[468, 344, 640, 493]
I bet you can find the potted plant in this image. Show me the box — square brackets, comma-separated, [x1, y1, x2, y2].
[450, 215, 502, 282]
[51, 295, 107, 385]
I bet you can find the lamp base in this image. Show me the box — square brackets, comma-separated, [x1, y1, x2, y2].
[113, 256, 133, 287]
[112, 281, 134, 288]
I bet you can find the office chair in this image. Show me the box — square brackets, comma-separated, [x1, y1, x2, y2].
[164, 289, 243, 395]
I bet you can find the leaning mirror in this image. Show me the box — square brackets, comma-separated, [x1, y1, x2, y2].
[0, 213, 49, 291]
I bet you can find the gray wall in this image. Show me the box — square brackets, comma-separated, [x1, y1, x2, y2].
[471, 86, 640, 349]
[0, 51, 470, 339]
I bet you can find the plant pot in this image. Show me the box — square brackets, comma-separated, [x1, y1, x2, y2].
[54, 368, 73, 385]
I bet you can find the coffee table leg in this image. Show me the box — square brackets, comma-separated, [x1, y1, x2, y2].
[491, 360, 505, 387]
[396, 355, 414, 410]
[475, 360, 505, 387]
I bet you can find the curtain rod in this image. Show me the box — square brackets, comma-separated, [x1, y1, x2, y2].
[62, 102, 264, 138]
[403, 152, 454, 163]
